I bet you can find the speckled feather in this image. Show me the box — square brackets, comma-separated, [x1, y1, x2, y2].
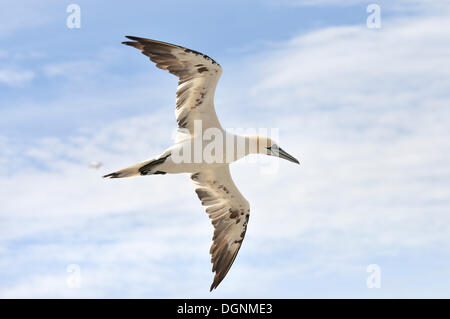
[191, 166, 250, 291]
[122, 36, 223, 136]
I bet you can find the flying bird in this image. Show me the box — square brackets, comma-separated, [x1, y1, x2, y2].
[89, 161, 103, 169]
[104, 36, 300, 291]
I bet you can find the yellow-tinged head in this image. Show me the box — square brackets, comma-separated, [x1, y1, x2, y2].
[245, 135, 300, 164]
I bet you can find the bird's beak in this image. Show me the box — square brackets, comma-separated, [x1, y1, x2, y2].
[275, 148, 300, 164]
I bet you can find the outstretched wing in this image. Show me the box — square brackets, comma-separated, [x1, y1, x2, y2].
[122, 36, 223, 135]
[190, 166, 250, 291]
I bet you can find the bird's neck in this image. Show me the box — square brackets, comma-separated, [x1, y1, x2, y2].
[196, 133, 266, 163]
[243, 135, 263, 155]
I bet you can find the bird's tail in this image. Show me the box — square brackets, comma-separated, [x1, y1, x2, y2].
[103, 154, 170, 178]
[103, 162, 144, 178]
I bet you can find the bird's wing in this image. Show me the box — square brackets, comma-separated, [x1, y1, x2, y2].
[122, 36, 223, 135]
[190, 165, 250, 291]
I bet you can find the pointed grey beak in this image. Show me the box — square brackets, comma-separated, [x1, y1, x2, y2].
[274, 147, 300, 164]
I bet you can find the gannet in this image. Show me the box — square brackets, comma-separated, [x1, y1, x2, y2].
[104, 36, 300, 291]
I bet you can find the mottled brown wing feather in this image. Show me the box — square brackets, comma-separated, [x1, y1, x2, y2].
[190, 166, 250, 291]
[122, 36, 223, 134]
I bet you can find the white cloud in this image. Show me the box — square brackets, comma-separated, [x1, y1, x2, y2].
[0, 0, 59, 36]
[42, 47, 126, 82]
[243, 11, 450, 252]
[43, 61, 102, 79]
[0, 68, 34, 86]
[274, 0, 450, 11]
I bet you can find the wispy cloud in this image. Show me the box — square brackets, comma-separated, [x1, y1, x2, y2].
[274, 0, 450, 10]
[43, 61, 102, 80]
[0, 68, 34, 86]
[0, 0, 59, 36]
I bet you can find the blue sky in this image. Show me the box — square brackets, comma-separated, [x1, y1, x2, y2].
[1, 0, 450, 298]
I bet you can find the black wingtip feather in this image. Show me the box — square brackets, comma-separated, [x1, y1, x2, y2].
[210, 276, 223, 292]
[103, 172, 119, 178]
[125, 35, 143, 41]
[122, 41, 137, 47]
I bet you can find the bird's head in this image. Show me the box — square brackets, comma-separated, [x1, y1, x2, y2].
[246, 135, 300, 164]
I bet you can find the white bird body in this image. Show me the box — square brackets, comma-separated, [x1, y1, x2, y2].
[109, 133, 257, 175]
[163, 133, 255, 172]
[104, 37, 299, 291]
